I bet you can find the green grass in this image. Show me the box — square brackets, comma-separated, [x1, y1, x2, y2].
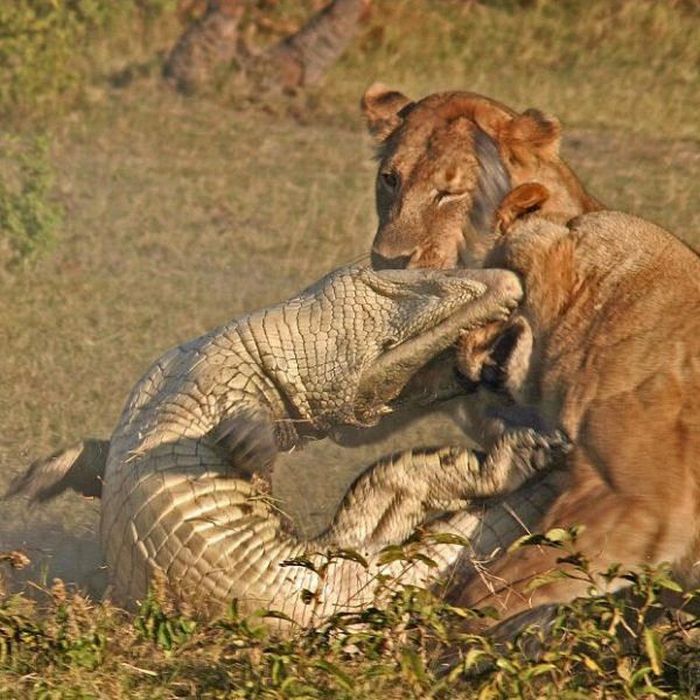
[0, 0, 699, 696]
[0, 135, 63, 266]
[2, 543, 699, 698]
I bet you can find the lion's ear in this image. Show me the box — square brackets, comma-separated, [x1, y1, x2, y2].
[361, 82, 414, 141]
[503, 109, 562, 164]
[471, 101, 513, 140]
[495, 182, 551, 234]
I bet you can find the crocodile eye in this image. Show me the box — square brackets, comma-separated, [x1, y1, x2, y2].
[382, 336, 400, 351]
[379, 170, 400, 193]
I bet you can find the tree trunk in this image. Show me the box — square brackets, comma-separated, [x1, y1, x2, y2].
[163, 0, 245, 94]
[266, 0, 371, 89]
[163, 0, 371, 94]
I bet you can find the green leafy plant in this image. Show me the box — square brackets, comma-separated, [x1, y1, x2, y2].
[0, 135, 62, 266]
[1, 551, 699, 697]
[0, 581, 106, 674]
[134, 585, 197, 654]
[0, 1, 178, 118]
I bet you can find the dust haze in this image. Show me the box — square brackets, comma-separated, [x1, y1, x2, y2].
[1, 398, 476, 600]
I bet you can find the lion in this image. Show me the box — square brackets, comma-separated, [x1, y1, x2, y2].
[362, 85, 700, 621]
[361, 84, 602, 443]
[361, 83, 602, 271]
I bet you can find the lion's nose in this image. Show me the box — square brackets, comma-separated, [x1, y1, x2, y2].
[370, 250, 414, 270]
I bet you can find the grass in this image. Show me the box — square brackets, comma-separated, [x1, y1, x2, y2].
[0, 135, 63, 266]
[1, 543, 699, 698]
[0, 0, 699, 696]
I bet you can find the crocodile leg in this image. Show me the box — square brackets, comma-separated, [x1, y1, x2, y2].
[323, 428, 569, 550]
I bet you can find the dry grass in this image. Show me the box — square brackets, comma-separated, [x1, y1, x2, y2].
[320, 0, 700, 138]
[1, 0, 698, 595]
[0, 0, 699, 695]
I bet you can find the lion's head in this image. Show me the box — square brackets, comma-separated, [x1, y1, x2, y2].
[361, 84, 601, 270]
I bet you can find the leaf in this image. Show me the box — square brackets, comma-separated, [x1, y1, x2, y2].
[271, 656, 285, 685]
[653, 575, 683, 593]
[443, 603, 479, 620]
[326, 548, 369, 569]
[643, 626, 665, 676]
[377, 545, 408, 565]
[478, 685, 499, 700]
[280, 557, 318, 572]
[261, 609, 297, 626]
[410, 553, 438, 568]
[156, 622, 172, 651]
[400, 647, 427, 683]
[544, 527, 572, 543]
[427, 532, 469, 547]
[617, 657, 632, 682]
[523, 568, 569, 593]
[522, 663, 557, 681]
[581, 655, 603, 675]
[555, 553, 587, 568]
[300, 589, 317, 605]
[314, 659, 355, 691]
[463, 647, 490, 670]
[629, 665, 653, 686]
[508, 533, 548, 552]
[279, 677, 317, 694]
[495, 657, 518, 674]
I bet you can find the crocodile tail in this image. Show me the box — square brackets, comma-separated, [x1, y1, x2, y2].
[5, 439, 109, 503]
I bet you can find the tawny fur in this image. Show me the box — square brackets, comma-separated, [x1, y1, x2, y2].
[450, 207, 700, 618]
[362, 86, 700, 620]
[361, 86, 602, 444]
[362, 85, 601, 271]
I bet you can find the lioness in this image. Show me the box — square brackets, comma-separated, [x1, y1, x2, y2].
[362, 83, 601, 270]
[362, 86, 700, 619]
[362, 84, 602, 441]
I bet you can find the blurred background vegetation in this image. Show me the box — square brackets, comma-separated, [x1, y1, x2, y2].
[1, 1, 698, 135]
[0, 0, 698, 268]
[0, 1, 699, 695]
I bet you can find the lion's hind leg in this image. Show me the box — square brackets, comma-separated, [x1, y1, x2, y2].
[451, 459, 673, 621]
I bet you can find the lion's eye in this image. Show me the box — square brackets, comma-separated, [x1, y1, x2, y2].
[435, 189, 468, 206]
[379, 170, 400, 193]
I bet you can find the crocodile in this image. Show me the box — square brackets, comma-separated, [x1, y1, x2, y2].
[8, 264, 567, 624]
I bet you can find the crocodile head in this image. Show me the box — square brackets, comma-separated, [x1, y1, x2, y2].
[266, 265, 523, 431]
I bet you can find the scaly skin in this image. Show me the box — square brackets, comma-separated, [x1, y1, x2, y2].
[106, 424, 566, 624]
[9, 264, 568, 625]
[100, 264, 528, 616]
